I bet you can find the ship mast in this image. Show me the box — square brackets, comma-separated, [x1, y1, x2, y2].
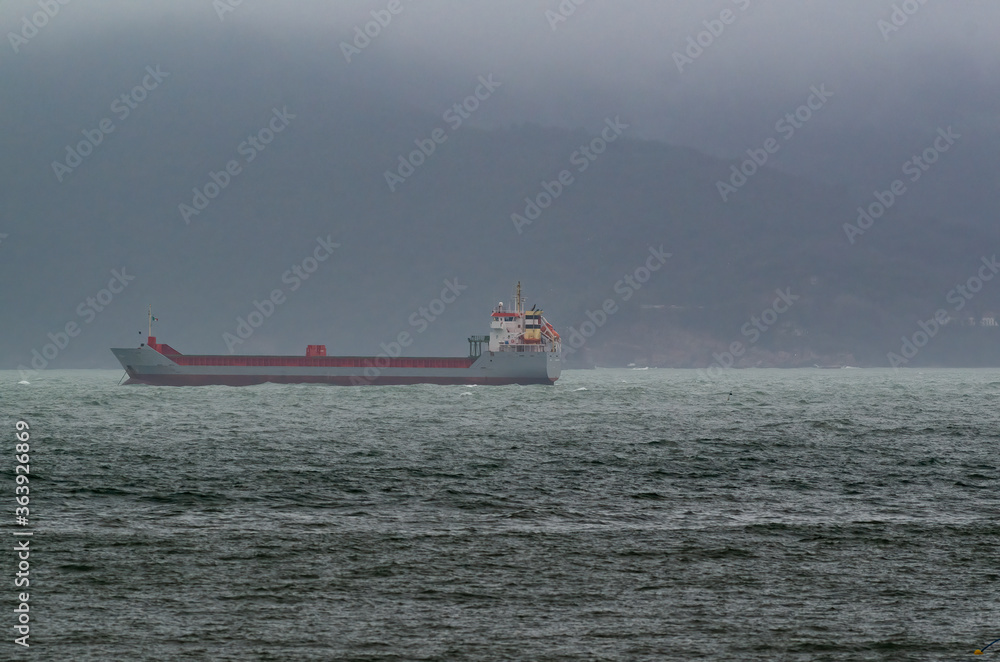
[148, 304, 153, 338]
[516, 281, 524, 333]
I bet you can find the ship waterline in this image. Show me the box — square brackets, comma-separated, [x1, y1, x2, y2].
[110, 344, 560, 386]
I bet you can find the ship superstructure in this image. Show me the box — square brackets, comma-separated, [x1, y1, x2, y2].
[486, 282, 561, 353]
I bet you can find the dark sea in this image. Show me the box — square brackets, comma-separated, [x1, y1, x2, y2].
[4, 368, 1000, 660]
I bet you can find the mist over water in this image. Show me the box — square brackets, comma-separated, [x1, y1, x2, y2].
[7, 368, 999, 660]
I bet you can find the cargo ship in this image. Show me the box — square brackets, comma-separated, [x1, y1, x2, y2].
[111, 284, 561, 386]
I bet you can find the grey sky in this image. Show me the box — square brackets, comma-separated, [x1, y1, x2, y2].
[8, 0, 999, 153]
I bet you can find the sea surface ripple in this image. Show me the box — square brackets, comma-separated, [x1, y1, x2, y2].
[4, 368, 1000, 660]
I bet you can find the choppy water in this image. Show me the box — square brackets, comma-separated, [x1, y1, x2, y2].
[4, 368, 1000, 660]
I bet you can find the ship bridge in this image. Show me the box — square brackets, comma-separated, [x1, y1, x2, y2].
[487, 283, 561, 354]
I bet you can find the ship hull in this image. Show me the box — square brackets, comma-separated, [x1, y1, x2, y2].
[110, 345, 560, 386]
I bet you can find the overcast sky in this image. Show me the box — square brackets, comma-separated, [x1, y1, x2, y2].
[6, 0, 999, 154]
